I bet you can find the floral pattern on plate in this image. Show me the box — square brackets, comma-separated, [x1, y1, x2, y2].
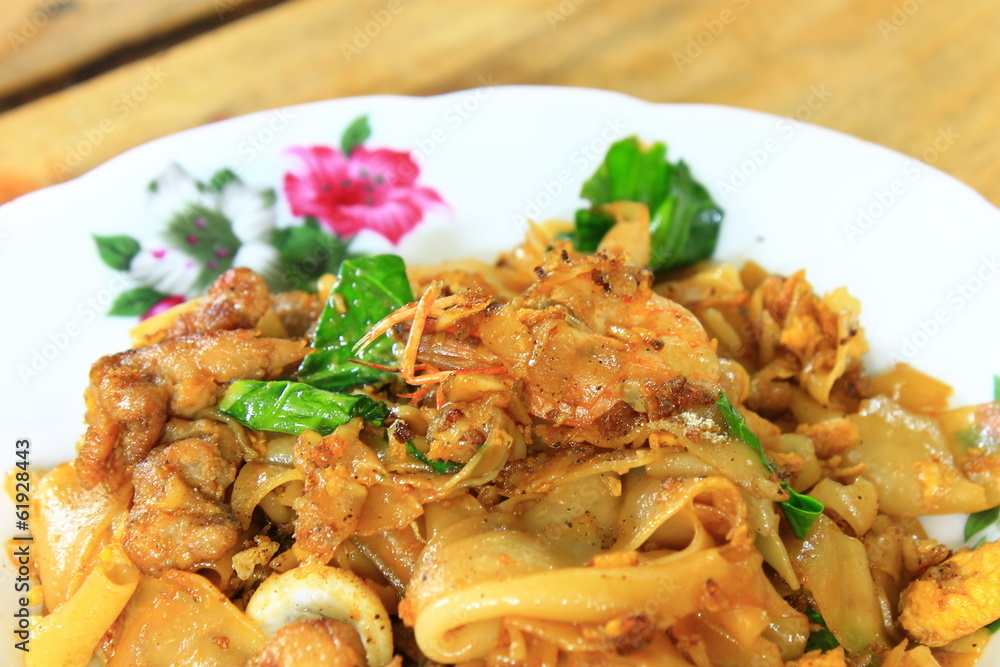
[92, 115, 445, 319]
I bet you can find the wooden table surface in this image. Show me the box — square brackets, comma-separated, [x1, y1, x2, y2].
[1, 0, 997, 207]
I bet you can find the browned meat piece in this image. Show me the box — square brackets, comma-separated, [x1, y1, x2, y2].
[248, 618, 368, 667]
[78, 363, 169, 492]
[77, 329, 308, 490]
[900, 540, 1000, 647]
[164, 267, 271, 338]
[271, 289, 323, 338]
[161, 415, 258, 463]
[123, 437, 239, 575]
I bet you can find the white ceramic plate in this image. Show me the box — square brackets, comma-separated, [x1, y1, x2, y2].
[1, 86, 998, 664]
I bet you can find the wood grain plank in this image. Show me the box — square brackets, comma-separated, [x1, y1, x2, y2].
[0, 0, 996, 206]
[0, 0, 224, 98]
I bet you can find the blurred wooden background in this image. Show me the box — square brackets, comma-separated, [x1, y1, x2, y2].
[0, 0, 997, 206]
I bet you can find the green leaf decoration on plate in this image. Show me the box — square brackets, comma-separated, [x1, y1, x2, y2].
[162, 204, 242, 292]
[206, 167, 240, 193]
[109, 286, 168, 317]
[93, 234, 141, 271]
[341, 114, 372, 156]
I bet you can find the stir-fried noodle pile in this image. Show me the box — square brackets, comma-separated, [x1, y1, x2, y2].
[24, 221, 1000, 667]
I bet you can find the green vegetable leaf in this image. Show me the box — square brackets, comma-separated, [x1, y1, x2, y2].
[581, 139, 669, 207]
[574, 137, 723, 271]
[271, 218, 353, 292]
[717, 391, 770, 464]
[965, 505, 1000, 542]
[781, 487, 826, 542]
[717, 392, 824, 540]
[648, 160, 724, 271]
[93, 234, 141, 271]
[994, 374, 999, 401]
[341, 115, 371, 156]
[108, 286, 167, 317]
[296, 255, 414, 391]
[987, 618, 1000, 634]
[804, 607, 840, 652]
[570, 209, 616, 253]
[218, 380, 389, 435]
[405, 441, 461, 473]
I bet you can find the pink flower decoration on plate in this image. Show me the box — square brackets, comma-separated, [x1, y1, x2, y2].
[283, 145, 444, 245]
[141, 294, 186, 320]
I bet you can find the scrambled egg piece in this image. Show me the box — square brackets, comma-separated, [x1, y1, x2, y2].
[900, 541, 1000, 647]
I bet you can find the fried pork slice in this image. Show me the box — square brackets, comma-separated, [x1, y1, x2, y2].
[900, 540, 1000, 647]
[164, 267, 271, 338]
[77, 329, 308, 490]
[123, 437, 239, 575]
[248, 619, 369, 667]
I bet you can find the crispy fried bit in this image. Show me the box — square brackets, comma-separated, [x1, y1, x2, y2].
[797, 418, 861, 459]
[900, 540, 1000, 647]
[248, 618, 367, 667]
[603, 614, 655, 655]
[233, 536, 281, 581]
[165, 267, 272, 338]
[749, 272, 868, 409]
[647, 376, 716, 420]
[77, 329, 308, 490]
[595, 401, 645, 438]
[292, 425, 370, 564]
[124, 437, 239, 575]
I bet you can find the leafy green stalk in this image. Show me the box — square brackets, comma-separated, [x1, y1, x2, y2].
[405, 441, 461, 473]
[296, 255, 414, 391]
[571, 209, 616, 253]
[716, 392, 824, 539]
[572, 137, 723, 270]
[804, 607, 841, 652]
[965, 506, 1000, 542]
[649, 160, 724, 270]
[218, 380, 388, 435]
